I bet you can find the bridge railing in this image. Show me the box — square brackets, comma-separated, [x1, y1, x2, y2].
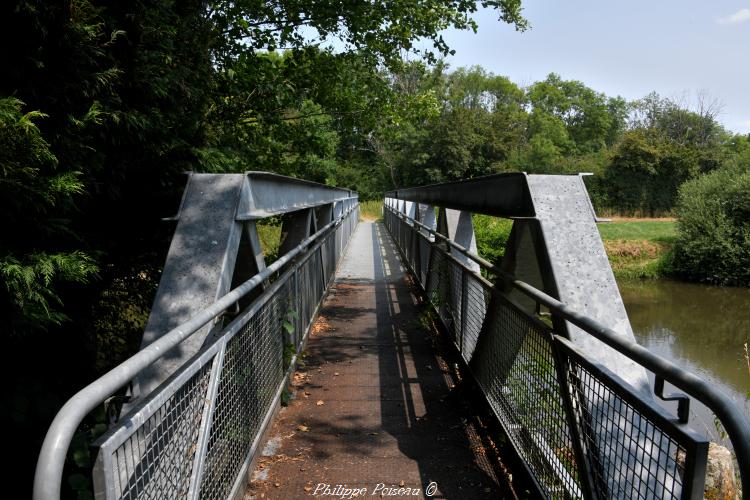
[34, 200, 359, 500]
[384, 204, 750, 500]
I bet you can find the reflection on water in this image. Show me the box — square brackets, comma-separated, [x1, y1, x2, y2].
[619, 280, 750, 439]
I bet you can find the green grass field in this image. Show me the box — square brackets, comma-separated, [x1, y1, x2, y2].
[597, 220, 676, 242]
[597, 220, 676, 280]
[470, 216, 677, 281]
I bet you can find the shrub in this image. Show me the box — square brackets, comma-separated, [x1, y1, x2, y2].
[472, 215, 513, 267]
[671, 165, 750, 285]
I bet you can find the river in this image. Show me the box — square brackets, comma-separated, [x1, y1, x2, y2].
[619, 279, 750, 442]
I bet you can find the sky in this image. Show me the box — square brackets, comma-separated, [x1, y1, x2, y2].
[430, 1, 750, 133]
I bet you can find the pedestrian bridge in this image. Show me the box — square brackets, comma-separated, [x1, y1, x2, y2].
[34, 173, 750, 499]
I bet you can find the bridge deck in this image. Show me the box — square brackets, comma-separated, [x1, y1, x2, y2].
[247, 221, 510, 499]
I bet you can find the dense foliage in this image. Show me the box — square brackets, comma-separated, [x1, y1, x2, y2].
[0, 1, 527, 496]
[672, 163, 750, 286]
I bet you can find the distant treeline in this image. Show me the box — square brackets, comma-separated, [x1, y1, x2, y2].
[359, 65, 749, 216]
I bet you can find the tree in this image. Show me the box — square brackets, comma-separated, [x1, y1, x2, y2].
[628, 92, 731, 175]
[208, 0, 527, 68]
[376, 63, 528, 187]
[527, 73, 626, 154]
[204, 1, 528, 159]
[444, 66, 526, 112]
[630, 92, 726, 148]
[604, 129, 700, 215]
[0, 98, 98, 335]
[672, 163, 750, 285]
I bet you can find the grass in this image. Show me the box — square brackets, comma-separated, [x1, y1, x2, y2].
[362, 203, 676, 281]
[597, 220, 676, 280]
[359, 200, 383, 221]
[471, 216, 677, 281]
[597, 220, 677, 242]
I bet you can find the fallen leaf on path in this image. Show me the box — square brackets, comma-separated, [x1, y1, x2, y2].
[297, 425, 309, 432]
[316, 400, 325, 406]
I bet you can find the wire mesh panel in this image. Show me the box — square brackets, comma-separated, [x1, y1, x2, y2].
[460, 271, 491, 361]
[198, 282, 288, 500]
[297, 252, 315, 335]
[93, 206, 358, 500]
[417, 233, 431, 286]
[444, 254, 464, 346]
[404, 220, 417, 270]
[383, 204, 713, 500]
[106, 362, 214, 500]
[335, 224, 343, 263]
[298, 247, 325, 334]
[470, 294, 582, 498]
[560, 341, 708, 499]
[425, 244, 457, 333]
[322, 234, 335, 285]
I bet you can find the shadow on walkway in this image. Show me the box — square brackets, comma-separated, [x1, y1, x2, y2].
[247, 221, 511, 499]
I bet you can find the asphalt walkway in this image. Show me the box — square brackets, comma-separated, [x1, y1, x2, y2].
[247, 221, 508, 499]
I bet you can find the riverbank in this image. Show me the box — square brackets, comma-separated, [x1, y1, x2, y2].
[598, 219, 676, 280]
[472, 215, 677, 281]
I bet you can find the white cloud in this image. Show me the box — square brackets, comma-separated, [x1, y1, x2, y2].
[716, 8, 750, 25]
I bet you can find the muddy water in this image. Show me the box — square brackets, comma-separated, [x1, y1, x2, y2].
[618, 280, 750, 440]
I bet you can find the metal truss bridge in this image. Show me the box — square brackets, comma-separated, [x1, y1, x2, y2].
[34, 172, 750, 499]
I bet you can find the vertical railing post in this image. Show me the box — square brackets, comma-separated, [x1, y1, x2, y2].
[460, 270, 468, 355]
[294, 261, 302, 350]
[186, 342, 227, 500]
[418, 205, 436, 287]
[550, 338, 600, 500]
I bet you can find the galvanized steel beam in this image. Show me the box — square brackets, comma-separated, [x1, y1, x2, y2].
[33, 208, 357, 500]
[236, 171, 354, 219]
[437, 208, 480, 273]
[134, 172, 357, 400]
[386, 172, 647, 393]
[133, 173, 246, 399]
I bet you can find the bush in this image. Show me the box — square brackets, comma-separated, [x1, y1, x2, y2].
[472, 215, 513, 267]
[671, 165, 750, 285]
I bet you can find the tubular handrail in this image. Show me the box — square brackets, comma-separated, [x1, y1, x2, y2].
[33, 205, 356, 500]
[386, 204, 750, 495]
